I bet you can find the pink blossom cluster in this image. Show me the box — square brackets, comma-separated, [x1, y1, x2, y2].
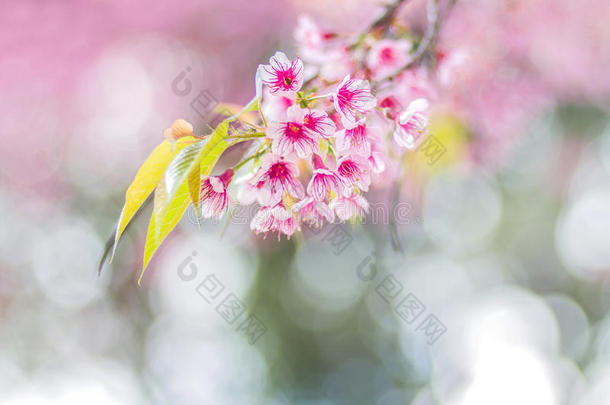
[431, 0, 610, 165]
[195, 16, 440, 240]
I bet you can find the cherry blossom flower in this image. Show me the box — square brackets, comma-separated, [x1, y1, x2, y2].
[394, 69, 436, 104]
[251, 203, 299, 240]
[236, 174, 264, 205]
[437, 48, 469, 88]
[268, 106, 319, 158]
[303, 109, 335, 139]
[307, 154, 345, 201]
[393, 98, 429, 149]
[334, 119, 370, 155]
[320, 48, 353, 82]
[294, 16, 327, 62]
[200, 169, 234, 218]
[336, 154, 371, 193]
[330, 193, 370, 221]
[258, 51, 304, 95]
[292, 197, 334, 229]
[368, 152, 386, 174]
[249, 153, 304, 206]
[366, 39, 412, 80]
[333, 75, 377, 128]
[261, 87, 294, 123]
[366, 126, 387, 174]
[378, 96, 403, 120]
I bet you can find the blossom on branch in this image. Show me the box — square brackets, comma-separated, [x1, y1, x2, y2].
[307, 154, 345, 201]
[333, 75, 377, 129]
[258, 51, 304, 95]
[393, 98, 430, 149]
[249, 153, 304, 206]
[331, 193, 370, 222]
[251, 203, 299, 240]
[268, 106, 319, 158]
[292, 197, 334, 229]
[107, 2, 452, 271]
[200, 169, 234, 218]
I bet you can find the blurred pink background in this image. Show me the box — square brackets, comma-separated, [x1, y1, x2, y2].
[1, 1, 610, 404]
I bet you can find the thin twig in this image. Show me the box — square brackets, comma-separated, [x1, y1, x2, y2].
[386, 0, 460, 252]
[369, 0, 411, 33]
[383, 0, 459, 83]
[389, 152, 408, 252]
[348, 0, 411, 50]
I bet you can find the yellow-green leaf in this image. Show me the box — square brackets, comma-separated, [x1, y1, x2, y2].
[138, 101, 262, 281]
[139, 120, 236, 280]
[140, 179, 191, 283]
[163, 140, 206, 204]
[187, 167, 201, 214]
[199, 119, 232, 177]
[112, 136, 196, 260]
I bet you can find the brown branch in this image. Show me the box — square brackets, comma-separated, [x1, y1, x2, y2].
[369, 0, 411, 33]
[383, 0, 458, 83]
[348, 0, 411, 50]
[386, 0, 460, 251]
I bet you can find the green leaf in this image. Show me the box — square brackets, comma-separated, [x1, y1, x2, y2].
[140, 179, 191, 283]
[138, 117, 248, 281]
[163, 140, 206, 204]
[187, 167, 201, 215]
[111, 136, 196, 261]
[137, 95, 264, 281]
[199, 119, 232, 177]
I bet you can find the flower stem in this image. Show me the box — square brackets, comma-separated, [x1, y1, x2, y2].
[233, 147, 268, 171]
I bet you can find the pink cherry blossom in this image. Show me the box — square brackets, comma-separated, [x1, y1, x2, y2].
[268, 106, 319, 158]
[236, 173, 264, 205]
[366, 126, 387, 174]
[378, 95, 403, 120]
[249, 153, 304, 206]
[303, 109, 335, 139]
[294, 16, 327, 62]
[368, 152, 386, 174]
[320, 48, 353, 82]
[258, 51, 304, 95]
[393, 98, 429, 149]
[251, 203, 299, 240]
[436, 49, 469, 88]
[330, 193, 370, 221]
[292, 197, 334, 229]
[394, 69, 435, 103]
[336, 154, 371, 193]
[261, 87, 295, 123]
[333, 75, 377, 129]
[200, 169, 234, 218]
[334, 119, 370, 156]
[307, 154, 345, 201]
[366, 39, 413, 80]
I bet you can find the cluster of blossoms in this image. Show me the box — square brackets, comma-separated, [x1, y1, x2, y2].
[187, 14, 443, 240]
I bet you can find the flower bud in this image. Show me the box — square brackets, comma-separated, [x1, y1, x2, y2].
[163, 119, 194, 141]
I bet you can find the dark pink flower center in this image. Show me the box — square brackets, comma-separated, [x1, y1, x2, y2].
[268, 162, 290, 180]
[285, 122, 305, 140]
[347, 124, 367, 145]
[338, 160, 359, 178]
[380, 47, 395, 63]
[337, 88, 355, 106]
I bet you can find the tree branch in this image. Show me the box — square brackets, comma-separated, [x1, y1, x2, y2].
[383, 0, 458, 83]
